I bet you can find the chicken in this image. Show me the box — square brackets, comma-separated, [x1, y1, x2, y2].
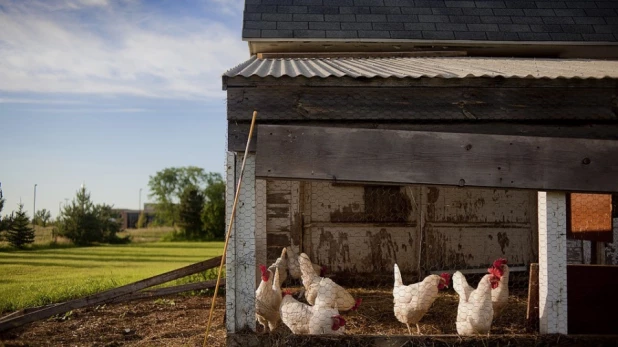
[280, 290, 346, 335]
[453, 272, 499, 335]
[268, 247, 288, 287]
[393, 264, 450, 334]
[298, 252, 361, 311]
[255, 264, 282, 332]
[286, 246, 325, 280]
[489, 258, 509, 318]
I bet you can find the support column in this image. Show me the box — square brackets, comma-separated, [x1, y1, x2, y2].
[225, 152, 257, 333]
[537, 191, 568, 334]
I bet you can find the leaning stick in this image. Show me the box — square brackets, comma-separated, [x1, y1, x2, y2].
[203, 110, 258, 346]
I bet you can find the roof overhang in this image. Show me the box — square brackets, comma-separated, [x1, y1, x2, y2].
[222, 55, 618, 90]
[246, 39, 618, 59]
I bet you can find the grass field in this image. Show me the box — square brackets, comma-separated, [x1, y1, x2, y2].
[0, 240, 225, 313]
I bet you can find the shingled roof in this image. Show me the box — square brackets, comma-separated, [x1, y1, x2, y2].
[242, 0, 618, 42]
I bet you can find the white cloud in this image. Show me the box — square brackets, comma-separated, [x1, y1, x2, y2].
[208, 0, 244, 16]
[27, 107, 148, 113]
[0, 0, 248, 100]
[0, 98, 85, 104]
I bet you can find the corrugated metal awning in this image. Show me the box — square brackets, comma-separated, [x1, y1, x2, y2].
[223, 56, 618, 81]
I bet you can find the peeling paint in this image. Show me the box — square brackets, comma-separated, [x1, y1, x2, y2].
[497, 232, 510, 254]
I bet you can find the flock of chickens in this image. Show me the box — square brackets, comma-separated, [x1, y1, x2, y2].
[255, 246, 510, 336]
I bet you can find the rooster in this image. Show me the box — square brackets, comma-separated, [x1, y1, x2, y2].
[280, 290, 346, 335]
[298, 253, 361, 311]
[453, 271, 499, 335]
[255, 264, 282, 332]
[268, 247, 288, 287]
[286, 246, 325, 280]
[489, 258, 509, 318]
[393, 264, 450, 334]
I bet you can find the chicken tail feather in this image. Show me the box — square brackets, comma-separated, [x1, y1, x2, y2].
[394, 263, 403, 287]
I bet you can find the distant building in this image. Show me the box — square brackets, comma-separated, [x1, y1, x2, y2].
[113, 204, 156, 230]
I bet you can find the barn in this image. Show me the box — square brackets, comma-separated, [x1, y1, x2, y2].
[221, 0, 618, 344]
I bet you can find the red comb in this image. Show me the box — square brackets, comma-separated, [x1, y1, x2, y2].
[493, 258, 507, 267]
[440, 273, 451, 283]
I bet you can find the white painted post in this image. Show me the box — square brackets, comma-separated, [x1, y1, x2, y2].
[225, 152, 257, 333]
[537, 191, 568, 334]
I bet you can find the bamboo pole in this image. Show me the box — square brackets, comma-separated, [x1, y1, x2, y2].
[203, 110, 258, 346]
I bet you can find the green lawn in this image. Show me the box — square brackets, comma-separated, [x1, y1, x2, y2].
[0, 241, 224, 313]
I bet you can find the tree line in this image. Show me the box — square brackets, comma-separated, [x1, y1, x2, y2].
[147, 166, 225, 240]
[0, 166, 225, 248]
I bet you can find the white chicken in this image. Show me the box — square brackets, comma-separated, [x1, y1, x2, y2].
[268, 247, 288, 287]
[280, 290, 346, 335]
[298, 252, 361, 311]
[286, 246, 324, 280]
[393, 264, 451, 334]
[489, 258, 509, 318]
[453, 271, 499, 335]
[255, 264, 282, 332]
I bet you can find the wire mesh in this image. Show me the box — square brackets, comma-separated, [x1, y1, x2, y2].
[246, 179, 558, 336]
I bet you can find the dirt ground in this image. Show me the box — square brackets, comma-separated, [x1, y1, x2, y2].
[0, 286, 531, 347]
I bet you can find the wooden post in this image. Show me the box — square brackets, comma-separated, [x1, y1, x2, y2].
[225, 152, 257, 333]
[526, 263, 539, 332]
[537, 192, 568, 334]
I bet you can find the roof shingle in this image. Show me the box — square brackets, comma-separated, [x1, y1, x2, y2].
[243, 0, 618, 41]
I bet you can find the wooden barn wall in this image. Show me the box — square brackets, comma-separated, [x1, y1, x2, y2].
[264, 180, 537, 275]
[420, 186, 537, 271]
[568, 218, 618, 265]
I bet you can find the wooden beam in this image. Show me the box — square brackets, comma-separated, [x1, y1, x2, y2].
[107, 280, 222, 305]
[256, 51, 467, 59]
[228, 121, 618, 152]
[225, 74, 618, 90]
[227, 87, 617, 122]
[255, 125, 618, 193]
[526, 263, 539, 333]
[0, 256, 223, 332]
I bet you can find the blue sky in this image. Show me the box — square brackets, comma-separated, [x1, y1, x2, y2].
[0, 0, 248, 218]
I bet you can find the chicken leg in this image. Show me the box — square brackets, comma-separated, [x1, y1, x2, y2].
[416, 323, 422, 335]
[406, 323, 412, 335]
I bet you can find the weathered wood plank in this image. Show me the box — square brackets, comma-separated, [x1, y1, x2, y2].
[227, 333, 618, 347]
[228, 121, 618, 152]
[526, 263, 539, 332]
[225, 74, 618, 89]
[107, 280, 222, 305]
[228, 87, 617, 121]
[0, 256, 223, 332]
[256, 51, 467, 59]
[255, 125, 618, 193]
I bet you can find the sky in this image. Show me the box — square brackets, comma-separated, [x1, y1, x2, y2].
[0, 0, 249, 218]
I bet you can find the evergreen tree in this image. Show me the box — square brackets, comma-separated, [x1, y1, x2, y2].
[0, 197, 9, 241]
[6, 204, 35, 249]
[57, 186, 124, 245]
[179, 186, 205, 240]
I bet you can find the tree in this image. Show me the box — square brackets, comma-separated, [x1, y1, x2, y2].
[6, 204, 35, 248]
[34, 209, 52, 227]
[148, 167, 208, 226]
[136, 211, 147, 229]
[202, 173, 225, 239]
[56, 186, 125, 245]
[178, 186, 205, 240]
[0, 197, 10, 241]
